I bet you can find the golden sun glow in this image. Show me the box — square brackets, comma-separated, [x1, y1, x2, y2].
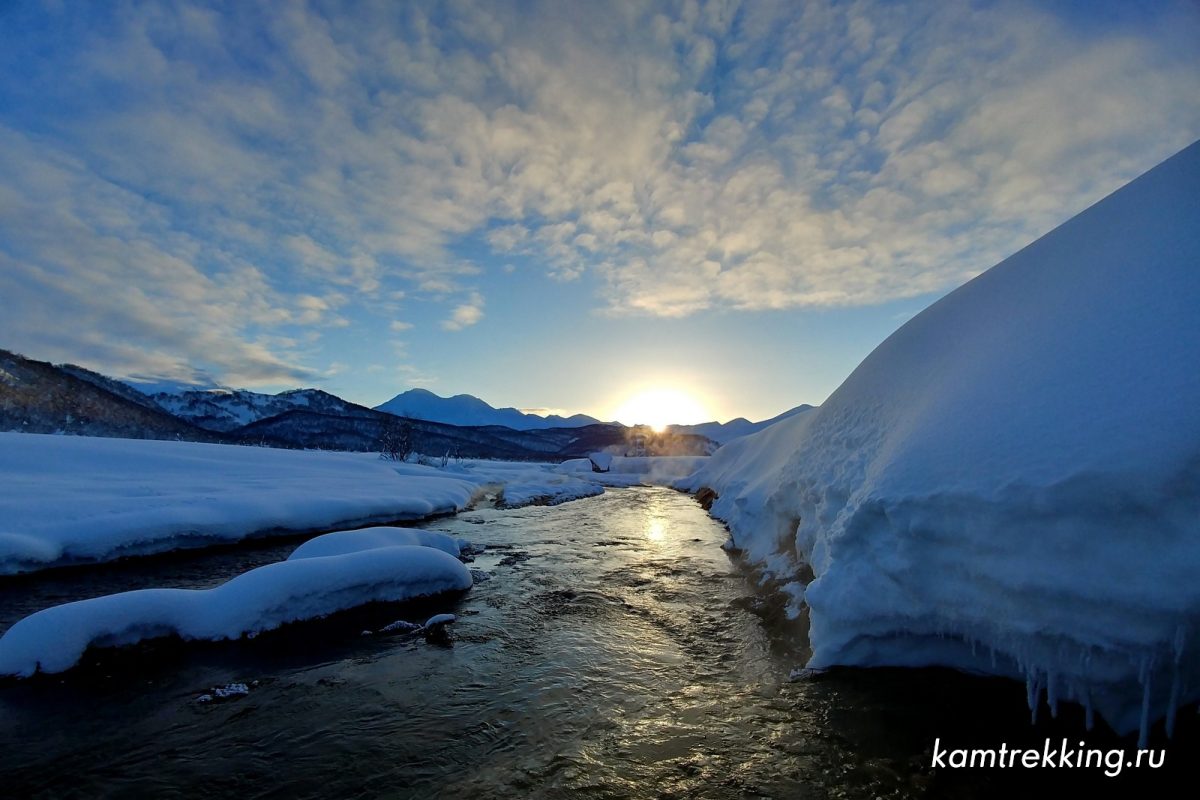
[612, 388, 711, 432]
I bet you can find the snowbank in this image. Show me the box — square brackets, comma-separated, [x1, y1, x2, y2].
[426, 458, 606, 507]
[288, 527, 469, 560]
[558, 455, 709, 487]
[0, 434, 481, 574]
[494, 474, 604, 508]
[0, 545, 472, 676]
[683, 141, 1200, 741]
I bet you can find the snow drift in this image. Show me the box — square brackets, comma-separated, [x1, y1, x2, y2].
[0, 545, 472, 677]
[683, 140, 1200, 741]
[0, 433, 481, 574]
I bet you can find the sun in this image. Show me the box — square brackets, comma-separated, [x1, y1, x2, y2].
[612, 388, 711, 432]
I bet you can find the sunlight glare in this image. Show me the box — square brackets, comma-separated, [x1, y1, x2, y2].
[612, 388, 710, 431]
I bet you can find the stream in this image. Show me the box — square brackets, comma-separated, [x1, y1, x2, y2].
[0, 487, 1180, 797]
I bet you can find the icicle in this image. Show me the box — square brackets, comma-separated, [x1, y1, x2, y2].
[1047, 671, 1059, 719]
[1026, 671, 1041, 725]
[1084, 690, 1095, 732]
[1138, 675, 1152, 751]
[1166, 666, 1181, 739]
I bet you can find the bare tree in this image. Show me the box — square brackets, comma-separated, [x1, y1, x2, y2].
[378, 416, 414, 462]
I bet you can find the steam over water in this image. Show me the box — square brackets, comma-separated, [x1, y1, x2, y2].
[0, 488, 1181, 797]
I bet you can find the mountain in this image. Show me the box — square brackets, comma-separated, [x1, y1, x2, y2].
[375, 388, 606, 430]
[0, 349, 225, 442]
[124, 374, 228, 396]
[154, 388, 376, 432]
[667, 404, 815, 444]
[56, 363, 169, 413]
[235, 412, 650, 460]
[1, 351, 716, 458]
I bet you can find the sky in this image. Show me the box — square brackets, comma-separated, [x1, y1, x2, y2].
[1, 0, 1198, 425]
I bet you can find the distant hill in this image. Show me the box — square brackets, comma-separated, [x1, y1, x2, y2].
[0, 349, 225, 442]
[667, 404, 815, 444]
[376, 388, 607, 430]
[154, 387, 377, 432]
[57, 363, 171, 413]
[235, 412, 658, 460]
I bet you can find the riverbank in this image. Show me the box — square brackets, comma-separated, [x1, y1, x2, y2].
[0, 432, 699, 575]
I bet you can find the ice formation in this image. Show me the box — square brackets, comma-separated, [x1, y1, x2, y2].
[682, 141, 1200, 743]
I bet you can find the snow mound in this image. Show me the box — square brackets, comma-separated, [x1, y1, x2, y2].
[0, 545, 472, 677]
[288, 527, 469, 561]
[683, 140, 1200, 741]
[0, 434, 480, 574]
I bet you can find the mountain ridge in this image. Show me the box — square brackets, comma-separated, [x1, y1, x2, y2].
[375, 387, 610, 430]
[667, 404, 816, 444]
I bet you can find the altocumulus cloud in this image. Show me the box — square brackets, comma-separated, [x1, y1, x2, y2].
[442, 292, 485, 331]
[0, 0, 1197, 384]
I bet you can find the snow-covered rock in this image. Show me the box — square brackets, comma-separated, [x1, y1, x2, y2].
[288, 527, 469, 561]
[588, 452, 614, 472]
[682, 140, 1200, 741]
[0, 545, 472, 677]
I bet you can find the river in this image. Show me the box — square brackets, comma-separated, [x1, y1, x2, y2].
[0, 487, 1178, 797]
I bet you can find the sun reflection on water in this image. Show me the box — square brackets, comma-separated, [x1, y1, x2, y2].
[646, 519, 666, 543]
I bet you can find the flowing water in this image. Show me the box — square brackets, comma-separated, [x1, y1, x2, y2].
[0, 487, 1182, 797]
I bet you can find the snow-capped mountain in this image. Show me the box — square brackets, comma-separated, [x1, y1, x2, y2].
[153, 388, 375, 433]
[0, 349, 222, 442]
[667, 405, 815, 444]
[375, 388, 607, 430]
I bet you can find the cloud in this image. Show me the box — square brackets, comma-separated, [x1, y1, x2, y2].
[441, 292, 485, 331]
[0, 0, 1197, 384]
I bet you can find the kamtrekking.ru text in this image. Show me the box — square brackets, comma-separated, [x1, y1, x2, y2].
[931, 738, 1165, 777]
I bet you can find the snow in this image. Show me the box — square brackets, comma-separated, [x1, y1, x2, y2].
[495, 473, 604, 508]
[588, 451, 614, 472]
[0, 433, 480, 574]
[376, 619, 422, 634]
[197, 683, 250, 702]
[0, 433, 697, 573]
[681, 140, 1200, 742]
[288, 526, 469, 560]
[0, 545, 472, 677]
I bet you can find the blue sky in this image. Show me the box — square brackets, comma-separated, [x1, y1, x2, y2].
[1, 0, 1197, 424]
